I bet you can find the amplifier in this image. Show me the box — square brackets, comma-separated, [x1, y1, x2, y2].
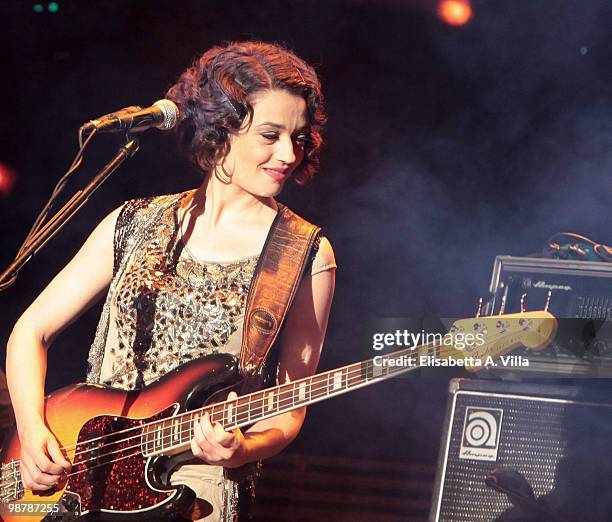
[429, 378, 612, 522]
[483, 256, 612, 377]
[487, 256, 612, 318]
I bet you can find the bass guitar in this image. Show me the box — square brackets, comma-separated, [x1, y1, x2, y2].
[0, 311, 556, 521]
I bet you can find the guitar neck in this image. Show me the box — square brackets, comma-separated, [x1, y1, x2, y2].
[143, 344, 441, 456]
[143, 309, 556, 457]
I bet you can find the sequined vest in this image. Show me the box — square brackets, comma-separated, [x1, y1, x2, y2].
[86, 193, 258, 389]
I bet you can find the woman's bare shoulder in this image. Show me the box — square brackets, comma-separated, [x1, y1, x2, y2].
[311, 237, 336, 276]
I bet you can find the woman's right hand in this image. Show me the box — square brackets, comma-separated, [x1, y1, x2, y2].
[18, 419, 71, 491]
[6, 207, 119, 492]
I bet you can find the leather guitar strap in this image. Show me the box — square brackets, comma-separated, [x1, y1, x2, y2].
[239, 204, 320, 381]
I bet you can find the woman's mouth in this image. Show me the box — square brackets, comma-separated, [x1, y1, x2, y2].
[263, 167, 290, 182]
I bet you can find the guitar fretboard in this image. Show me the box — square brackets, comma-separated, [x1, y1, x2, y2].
[140, 346, 432, 456]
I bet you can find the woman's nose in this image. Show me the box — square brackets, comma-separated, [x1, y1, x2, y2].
[275, 136, 297, 164]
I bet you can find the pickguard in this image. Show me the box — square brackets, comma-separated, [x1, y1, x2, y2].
[64, 405, 178, 514]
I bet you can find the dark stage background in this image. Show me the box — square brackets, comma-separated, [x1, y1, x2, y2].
[1, 0, 612, 518]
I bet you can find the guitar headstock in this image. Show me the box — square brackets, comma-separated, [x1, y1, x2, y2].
[447, 311, 557, 370]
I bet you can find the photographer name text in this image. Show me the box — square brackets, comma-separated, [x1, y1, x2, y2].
[372, 354, 529, 368]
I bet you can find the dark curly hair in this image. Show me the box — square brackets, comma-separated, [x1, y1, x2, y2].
[166, 41, 326, 185]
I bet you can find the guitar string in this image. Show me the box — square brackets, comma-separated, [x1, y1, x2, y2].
[4, 327, 530, 492]
[81, 329, 508, 455]
[13, 363, 422, 485]
[1, 448, 155, 502]
[3, 361, 414, 495]
[6, 356, 430, 492]
[0, 362, 381, 497]
[65, 339, 459, 459]
[27, 450, 144, 494]
[61, 359, 415, 469]
[23, 335, 508, 477]
[61, 342, 445, 456]
[6, 333, 516, 490]
[60, 323, 524, 456]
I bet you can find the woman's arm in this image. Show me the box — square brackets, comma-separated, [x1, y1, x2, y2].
[6, 206, 120, 490]
[191, 238, 336, 467]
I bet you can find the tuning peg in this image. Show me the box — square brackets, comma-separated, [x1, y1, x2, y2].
[520, 292, 527, 314]
[499, 291, 507, 316]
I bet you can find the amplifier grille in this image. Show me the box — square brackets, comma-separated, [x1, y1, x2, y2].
[434, 390, 612, 521]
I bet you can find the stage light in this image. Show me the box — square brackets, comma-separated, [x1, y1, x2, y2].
[438, 0, 472, 26]
[33, 3, 44, 13]
[48, 2, 59, 13]
[0, 163, 16, 197]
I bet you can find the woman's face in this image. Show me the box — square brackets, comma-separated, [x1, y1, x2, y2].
[218, 89, 309, 197]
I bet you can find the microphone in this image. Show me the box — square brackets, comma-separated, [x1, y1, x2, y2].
[81, 99, 179, 134]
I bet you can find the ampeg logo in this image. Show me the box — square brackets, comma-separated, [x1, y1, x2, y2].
[459, 407, 503, 462]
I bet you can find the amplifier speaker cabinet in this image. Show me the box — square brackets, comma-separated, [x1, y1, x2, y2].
[429, 379, 612, 522]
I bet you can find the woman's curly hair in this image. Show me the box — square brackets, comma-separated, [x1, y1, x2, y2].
[166, 41, 326, 185]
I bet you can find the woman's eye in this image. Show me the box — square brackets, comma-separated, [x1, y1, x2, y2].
[293, 134, 309, 145]
[261, 133, 279, 141]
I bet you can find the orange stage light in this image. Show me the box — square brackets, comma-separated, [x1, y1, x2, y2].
[438, 0, 473, 26]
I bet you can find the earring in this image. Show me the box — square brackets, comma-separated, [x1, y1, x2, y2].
[214, 165, 233, 184]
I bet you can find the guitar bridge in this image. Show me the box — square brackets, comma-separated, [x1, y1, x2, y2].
[0, 460, 23, 503]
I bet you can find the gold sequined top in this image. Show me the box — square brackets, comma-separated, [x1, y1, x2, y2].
[87, 192, 333, 390]
[96, 194, 258, 390]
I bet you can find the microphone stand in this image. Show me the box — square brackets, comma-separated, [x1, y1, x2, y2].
[0, 135, 140, 291]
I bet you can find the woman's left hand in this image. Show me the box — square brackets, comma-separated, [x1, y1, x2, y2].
[190, 391, 247, 468]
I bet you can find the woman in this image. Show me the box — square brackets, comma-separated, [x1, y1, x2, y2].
[6, 41, 335, 520]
